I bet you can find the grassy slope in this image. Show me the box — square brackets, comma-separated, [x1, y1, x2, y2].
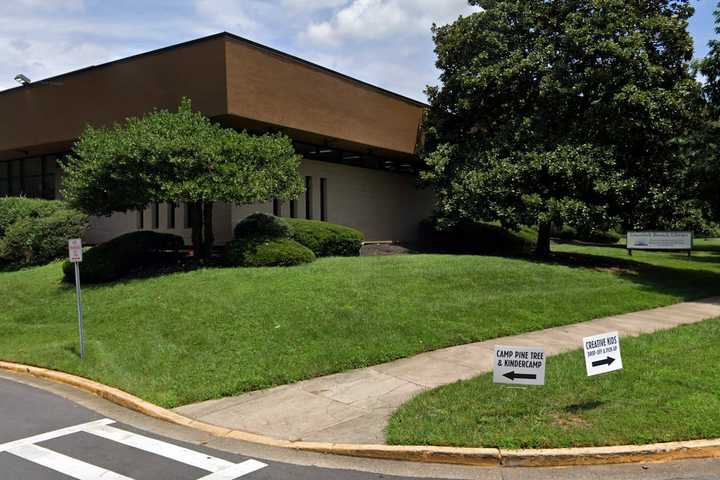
[1, 242, 720, 408]
[387, 318, 720, 448]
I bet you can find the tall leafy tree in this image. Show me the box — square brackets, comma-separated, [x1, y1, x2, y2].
[423, 0, 701, 256]
[694, 2, 720, 223]
[62, 99, 304, 258]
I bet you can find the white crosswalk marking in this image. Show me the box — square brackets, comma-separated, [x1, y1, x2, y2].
[197, 460, 269, 479]
[83, 423, 235, 472]
[7, 443, 133, 480]
[0, 419, 115, 453]
[0, 418, 268, 479]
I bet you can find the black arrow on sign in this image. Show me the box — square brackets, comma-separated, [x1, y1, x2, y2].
[503, 371, 537, 381]
[592, 356, 616, 367]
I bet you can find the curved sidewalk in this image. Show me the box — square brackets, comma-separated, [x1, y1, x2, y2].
[175, 298, 720, 444]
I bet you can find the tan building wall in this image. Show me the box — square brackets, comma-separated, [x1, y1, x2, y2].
[84, 158, 434, 245]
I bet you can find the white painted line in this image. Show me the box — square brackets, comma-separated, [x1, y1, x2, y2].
[83, 423, 235, 472]
[197, 459, 268, 479]
[6, 443, 132, 480]
[0, 418, 115, 453]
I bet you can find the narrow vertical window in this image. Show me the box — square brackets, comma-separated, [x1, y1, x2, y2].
[184, 202, 193, 229]
[137, 209, 144, 230]
[152, 202, 160, 229]
[273, 198, 281, 217]
[320, 178, 328, 222]
[305, 176, 313, 220]
[167, 203, 176, 229]
[290, 199, 297, 218]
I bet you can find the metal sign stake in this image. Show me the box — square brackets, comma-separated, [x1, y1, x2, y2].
[74, 262, 85, 360]
[68, 238, 85, 360]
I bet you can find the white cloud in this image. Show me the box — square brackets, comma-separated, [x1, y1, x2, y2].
[300, 0, 478, 46]
[8, 0, 84, 11]
[193, 0, 260, 34]
[284, 0, 349, 11]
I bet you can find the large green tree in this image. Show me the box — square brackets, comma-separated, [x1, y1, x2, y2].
[62, 99, 304, 258]
[423, 0, 702, 256]
[694, 2, 720, 223]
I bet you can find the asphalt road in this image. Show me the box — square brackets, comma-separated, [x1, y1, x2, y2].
[0, 377, 439, 480]
[2, 374, 720, 480]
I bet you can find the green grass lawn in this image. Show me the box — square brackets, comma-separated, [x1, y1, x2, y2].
[1, 241, 719, 408]
[387, 318, 720, 448]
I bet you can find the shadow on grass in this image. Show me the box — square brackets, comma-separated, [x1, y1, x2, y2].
[54, 241, 720, 305]
[565, 400, 605, 414]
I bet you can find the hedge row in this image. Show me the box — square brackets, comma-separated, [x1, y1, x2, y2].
[0, 197, 88, 269]
[63, 231, 184, 283]
[224, 213, 363, 267]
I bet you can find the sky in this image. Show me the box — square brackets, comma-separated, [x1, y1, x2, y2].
[1, 0, 718, 102]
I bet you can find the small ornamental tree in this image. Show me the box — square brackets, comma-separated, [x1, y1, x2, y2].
[61, 99, 304, 258]
[423, 0, 701, 256]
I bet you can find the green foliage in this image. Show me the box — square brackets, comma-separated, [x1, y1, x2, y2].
[234, 213, 293, 240]
[424, 0, 702, 254]
[223, 238, 315, 267]
[62, 231, 184, 284]
[553, 225, 622, 245]
[60, 98, 304, 256]
[0, 198, 87, 268]
[697, 3, 720, 110]
[419, 219, 536, 255]
[286, 219, 364, 257]
[692, 3, 720, 226]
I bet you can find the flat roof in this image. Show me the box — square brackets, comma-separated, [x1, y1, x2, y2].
[0, 32, 428, 108]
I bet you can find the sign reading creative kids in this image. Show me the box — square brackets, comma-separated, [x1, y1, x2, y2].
[583, 331, 623, 376]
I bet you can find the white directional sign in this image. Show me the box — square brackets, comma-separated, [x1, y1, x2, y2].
[68, 238, 83, 263]
[493, 345, 546, 386]
[583, 331, 623, 376]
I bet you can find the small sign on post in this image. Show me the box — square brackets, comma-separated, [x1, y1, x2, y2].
[493, 345, 546, 386]
[583, 331, 623, 376]
[68, 239, 85, 360]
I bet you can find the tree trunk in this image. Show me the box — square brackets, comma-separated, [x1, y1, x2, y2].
[190, 201, 204, 259]
[202, 201, 214, 259]
[535, 221, 552, 258]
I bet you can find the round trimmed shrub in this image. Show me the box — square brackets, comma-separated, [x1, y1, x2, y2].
[62, 231, 184, 283]
[286, 219, 363, 257]
[234, 213, 292, 240]
[0, 198, 88, 268]
[224, 238, 315, 267]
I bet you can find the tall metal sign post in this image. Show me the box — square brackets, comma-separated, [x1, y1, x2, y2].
[68, 239, 85, 359]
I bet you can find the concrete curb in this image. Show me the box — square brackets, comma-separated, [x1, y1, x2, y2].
[2, 360, 719, 468]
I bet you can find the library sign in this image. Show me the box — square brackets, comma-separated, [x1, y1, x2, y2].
[626, 231, 693, 255]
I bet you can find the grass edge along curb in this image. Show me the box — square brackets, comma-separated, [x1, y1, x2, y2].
[2, 361, 720, 467]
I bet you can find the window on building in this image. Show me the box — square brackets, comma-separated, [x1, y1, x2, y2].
[167, 203, 176, 229]
[0, 162, 8, 197]
[290, 199, 297, 218]
[184, 203, 194, 229]
[152, 202, 160, 229]
[320, 178, 328, 221]
[305, 176, 313, 220]
[137, 209, 144, 230]
[1, 155, 59, 199]
[273, 198, 281, 217]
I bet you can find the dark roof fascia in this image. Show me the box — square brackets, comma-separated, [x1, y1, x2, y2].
[0, 32, 430, 108]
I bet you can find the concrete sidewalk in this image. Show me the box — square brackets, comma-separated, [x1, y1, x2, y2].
[175, 298, 720, 445]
